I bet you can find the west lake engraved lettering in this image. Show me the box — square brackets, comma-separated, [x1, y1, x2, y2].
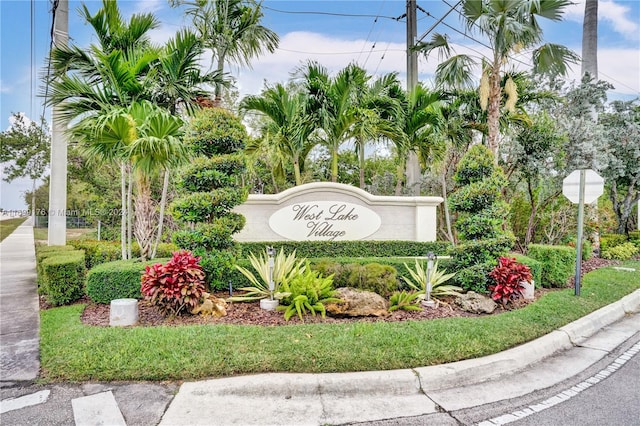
[269, 201, 381, 241]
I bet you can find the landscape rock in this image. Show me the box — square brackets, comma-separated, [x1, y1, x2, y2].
[191, 292, 227, 317]
[456, 291, 498, 314]
[326, 287, 388, 317]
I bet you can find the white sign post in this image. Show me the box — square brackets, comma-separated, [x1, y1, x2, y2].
[562, 169, 604, 296]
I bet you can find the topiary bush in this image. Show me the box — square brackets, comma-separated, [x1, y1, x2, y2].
[526, 244, 576, 288]
[41, 250, 86, 306]
[170, 107, 248, 289]
[86, 258, 169, 304]
[451, 262, 494, 294]
[449, 145, 512, 241]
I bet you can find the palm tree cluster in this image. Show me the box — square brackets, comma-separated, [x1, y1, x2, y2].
[46, 0, 275, 260]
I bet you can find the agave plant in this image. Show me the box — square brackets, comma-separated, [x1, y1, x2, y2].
[229, 248, 305, 301]
[402, 260, 462, 300]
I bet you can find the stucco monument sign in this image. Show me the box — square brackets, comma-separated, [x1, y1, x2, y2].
[233, 182, 443, 242]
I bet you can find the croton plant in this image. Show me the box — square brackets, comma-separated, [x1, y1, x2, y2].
[141, 250, 206, 315]
[488, 257, 533, 305]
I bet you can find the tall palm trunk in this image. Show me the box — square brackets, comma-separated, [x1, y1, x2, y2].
[127, 167, 133, 259]
[486, 63, 502, 161]
[358, 139, 366, 189]
[331, 144, 339, 183]
[151, 168, 170, 259]
[134, 174, 156, 261]
[120, 162, 127, 259]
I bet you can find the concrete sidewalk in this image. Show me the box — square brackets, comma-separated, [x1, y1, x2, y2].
[0, 218, 39, 383]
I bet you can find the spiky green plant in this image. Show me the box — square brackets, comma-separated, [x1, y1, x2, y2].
[402, 260, 462, 300]
[388, 290, 423, 312]
[229, 248, 305, 301]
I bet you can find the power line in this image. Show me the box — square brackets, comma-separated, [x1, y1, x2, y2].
[262, 5, 402, 21]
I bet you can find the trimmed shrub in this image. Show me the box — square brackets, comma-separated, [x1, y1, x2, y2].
[36, 245, 76, 285]
[311, 261, 398, 297]
[600, 234, 628, 252]
[452, 262, 494, 294]
[86, 258, 169, 304]
[239, 240, 453, 259]
[448, 237, 515, 270]
[69, 240, 178, 269]
[601, 242, 639, 261]
[526, 244, 576, 288]
[41, 250, 86, 306]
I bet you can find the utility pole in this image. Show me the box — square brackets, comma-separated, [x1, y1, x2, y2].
[48, 0, 68, 245]
[405, 0, 421, 195]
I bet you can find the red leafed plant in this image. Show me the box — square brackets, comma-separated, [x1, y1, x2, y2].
[141, 250, 206, 315]
[488, 257, 533, 305]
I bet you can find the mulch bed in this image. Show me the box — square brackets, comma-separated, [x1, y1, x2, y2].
[64, 256, 622, 328]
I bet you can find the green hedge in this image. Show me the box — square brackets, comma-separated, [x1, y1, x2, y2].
[41, 250, 86, 306]
[69, 240, 178, 269]
[35, 245, 77, 286]
[86, 258, 170, 304]
[600, 234, 628, 252]
[526, 244, 576, 288]
[238, 240, 453, 258]
[312, 261, 399, 297]
[512, 254, 542, 286]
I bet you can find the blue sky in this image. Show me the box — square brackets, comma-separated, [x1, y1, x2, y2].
[1, 0, 639, 210]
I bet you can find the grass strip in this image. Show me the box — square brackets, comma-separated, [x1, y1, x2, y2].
[40, 261, 640, 382]
[0, 217, 27, 242]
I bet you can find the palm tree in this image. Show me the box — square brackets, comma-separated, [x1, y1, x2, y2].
[47, 0, 159, 259]
[300, 62, 369, 183]
[173, 0, 279, 102]
[416, 0, 578, 160]
[241, 83, 316, 185]
[387, 84, 443, 195]
[348, 73, 403, 189]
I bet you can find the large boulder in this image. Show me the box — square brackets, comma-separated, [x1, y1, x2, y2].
[326, 287, 388, 317]
[455, 291, 498, 314]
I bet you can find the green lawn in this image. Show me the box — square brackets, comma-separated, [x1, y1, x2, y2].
[40, 261, 640, 382]
[0, 217, 27, 242]
[33, 227, 97, 242]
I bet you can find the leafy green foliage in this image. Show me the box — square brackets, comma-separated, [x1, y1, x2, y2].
[402, 260, 461, 300]
[0, 113, 50, 183]
[599, 234, 628, 252]
[388, 290, 422, 312]
[41, 251, 86, 306]
[184, 108, 247, 157]
[452, 262, 494, 294]
[488, 257, 533, 305]
[140, 251, 206, 315]
[312, 261, 399, 297]
[450, 145, 512, 241]
[239, 240, 453, 258]
[449, 237, 514, 270]
[601, 243, 639, 261]
[229, 248, 305, 301]
[512, 254, 542, 285]
[86, 258, 169, 304]
[277, 265, 340, 321]
[35, 245, 77, 286]
[527, 244, 576, 288]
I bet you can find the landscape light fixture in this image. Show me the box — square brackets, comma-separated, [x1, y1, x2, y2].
[423, 252, 437, 308]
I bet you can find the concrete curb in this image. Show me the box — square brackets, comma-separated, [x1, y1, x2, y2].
[418, 288, 640, 392]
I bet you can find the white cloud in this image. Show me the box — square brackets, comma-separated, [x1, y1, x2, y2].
[563, 0, 639, 40]
[0, 80, 10, 94]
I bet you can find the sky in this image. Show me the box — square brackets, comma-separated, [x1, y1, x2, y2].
[1, 0, 639, 211]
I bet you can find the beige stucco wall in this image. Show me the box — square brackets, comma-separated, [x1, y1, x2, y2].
[233, 182, 443, 242]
